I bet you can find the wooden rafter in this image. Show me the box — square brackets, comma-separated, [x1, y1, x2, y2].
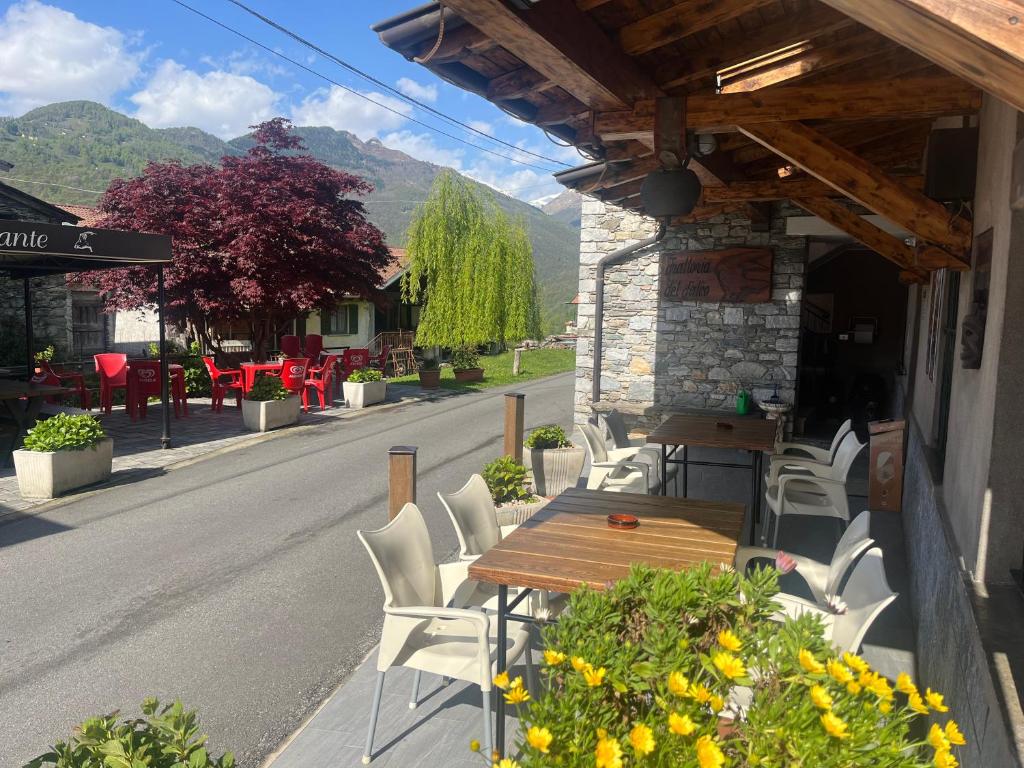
[575, 155, 662, 193]
[486, 67, 552, 100]
[739, 121, 971, 262]
[409, 23, 493, 64]
[618, 0, 777, 57]
[819, 0, 1024, 112]
[703, 175, 924, 203]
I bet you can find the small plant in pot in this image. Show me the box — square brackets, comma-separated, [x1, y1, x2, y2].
[524, 424, 586, 496]
[451, 346, 484, 382]
[344, 366, 387, 408]
[418, 357, 442, 389]
[482, 455, 549, 526]
[241, 373, 299, 432]
[14, 413, 112, 499]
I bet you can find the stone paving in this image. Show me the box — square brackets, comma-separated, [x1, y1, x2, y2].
[0, 383, 444, 520]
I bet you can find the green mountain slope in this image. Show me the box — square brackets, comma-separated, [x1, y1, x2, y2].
[0, 101, 579, 331]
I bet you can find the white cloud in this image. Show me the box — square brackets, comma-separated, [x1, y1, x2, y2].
[396, 77, 438, 103]
[463, 163, 560, 201]
[381, 130, 464, 168]
[130, 60, 280, 138]
[0, 1, 143, 113]
[468, 120, 493, 135]
[292, 85, 410, 139]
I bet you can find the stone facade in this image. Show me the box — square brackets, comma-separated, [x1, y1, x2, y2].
[574, 198, 807, 430]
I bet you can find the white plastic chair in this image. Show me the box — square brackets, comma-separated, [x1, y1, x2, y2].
[437, 474, 517, 560]
[774, 419, 852, 463]
[578, 422, 650, 493]
[358, 503, 532, 763]
[763, 431, 866, 547]
[771, 547, 898, 654]
[734, 511, 873, 604]
[597, 410, 644, 450]
[597, 411, 679, 492]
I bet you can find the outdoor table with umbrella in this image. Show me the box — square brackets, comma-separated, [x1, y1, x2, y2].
[0, 380, 77, 466]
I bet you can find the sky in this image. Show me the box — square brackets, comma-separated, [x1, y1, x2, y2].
[0, 0, 583, 203]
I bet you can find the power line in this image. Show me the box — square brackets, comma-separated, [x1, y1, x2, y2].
[224, 0, 571, 168]
[0, 175, 105, 194]
[169, 0, 562, 173]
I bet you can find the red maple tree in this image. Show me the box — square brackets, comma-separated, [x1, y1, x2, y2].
[86, 118, 390, 360]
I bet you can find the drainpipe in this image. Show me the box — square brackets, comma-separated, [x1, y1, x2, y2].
[592, 220, 668, 404]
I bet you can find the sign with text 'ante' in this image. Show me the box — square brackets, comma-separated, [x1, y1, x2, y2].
[661, 248, 773, 303]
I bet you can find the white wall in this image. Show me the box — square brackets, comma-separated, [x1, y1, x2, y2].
[306, 301, 375, 349]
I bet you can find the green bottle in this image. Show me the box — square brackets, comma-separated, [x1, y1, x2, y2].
[736, 390, 750, 415]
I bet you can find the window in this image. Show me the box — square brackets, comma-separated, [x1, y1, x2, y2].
[325, 303, 359, 335]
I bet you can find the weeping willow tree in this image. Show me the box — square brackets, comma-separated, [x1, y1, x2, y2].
[402, 170, 540, 348]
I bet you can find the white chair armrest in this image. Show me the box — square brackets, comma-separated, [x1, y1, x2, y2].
[770, 593, 828, 621]
[775, 443, 832, 463]
[607, 446, 641, 462]
[733, 546, 778, 573]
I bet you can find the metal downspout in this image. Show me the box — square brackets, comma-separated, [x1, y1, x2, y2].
[592, 221, 668, 404]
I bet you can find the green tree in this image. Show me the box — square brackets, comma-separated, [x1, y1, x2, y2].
[401, 170, 539, 348]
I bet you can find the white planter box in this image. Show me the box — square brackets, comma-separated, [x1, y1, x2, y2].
[344, 380, 387, 409]
[14, 438, 113, 499]
[527, 445, 586, 496]
[242, 395, 300, 432]
[495, 497, 550, 527]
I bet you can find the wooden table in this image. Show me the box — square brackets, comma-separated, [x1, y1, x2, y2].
[240, 362, 282, 394]
[0, 381, 76, 466]
[469, 487, 744, 757]
[646, 412, 777, 545]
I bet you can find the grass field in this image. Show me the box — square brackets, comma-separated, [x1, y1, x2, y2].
[389, 347, 576, 391]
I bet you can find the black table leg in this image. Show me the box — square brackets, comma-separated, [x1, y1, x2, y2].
[1, 395, 43, 468]
[660, 443, 668, 496]
[681, 444, 688, 498]
[495, 584, 508, 758]
[749, 451, 762, 546]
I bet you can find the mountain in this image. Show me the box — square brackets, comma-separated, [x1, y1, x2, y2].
[0, 101, 579, 331]
[542, 189, 583, 229]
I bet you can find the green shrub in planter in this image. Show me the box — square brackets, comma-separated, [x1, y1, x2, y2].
[24, 697, 234, 768]
[503, 564, 965, 768]
[23, 414, 105, 452]
[347, 367, 384, 383]
[450, 346, 480, 370]
[482, 455, 536, 504]
[34, 344, 55, 364]
[246, 374, 288, 402]
[525, 424, 572, 450]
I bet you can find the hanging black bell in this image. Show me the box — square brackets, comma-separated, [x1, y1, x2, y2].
[640, 167, 702, 218]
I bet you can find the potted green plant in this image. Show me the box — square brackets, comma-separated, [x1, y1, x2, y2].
[344, 367, 387, 408]
[451, 346, 484, 383]
[524, 424, 585, 496]
[418, 357, 442, 389]
[482, 455, 549, 526]
[13, 413, 112, 499]
[241, 374, 299, 432]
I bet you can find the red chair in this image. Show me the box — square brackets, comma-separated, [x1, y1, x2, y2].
[271, 357, 310, 397]
[94, 353, 128, 414]
[280, 335, 302, 358]
[37, 361, 92, 409]
[369, 344, 391, 373]
[303, 353, 338, 412]
[202, 356, 243, 412]
[304, 334, 323, 362]
[128, 361, 187, 419]
[341, 348, 370, 381]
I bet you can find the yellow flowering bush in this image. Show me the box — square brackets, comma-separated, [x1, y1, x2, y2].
[507, 565, 964, 767]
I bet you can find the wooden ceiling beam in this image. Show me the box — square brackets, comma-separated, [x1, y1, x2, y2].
[574, 155, 663, 193]
[703, 175, 925, 202]
[618, 0, 777, 56]
[819, 0, 1024, 113]
[409, 23, 494, 64]
[486, 67, 554, 100]
[441, 0, 658, 109]
[739, 121, 971, 261]
[576, 0, 616, 9]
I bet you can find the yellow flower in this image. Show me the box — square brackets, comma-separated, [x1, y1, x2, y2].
[799, 648, 825, 675]
[846, 681, 862, 695]
[926, 688, 949, 713]
[896, 672, 918, 695]
[878, 700, 892, 714]
[668, 712, 696, 736]
[843, 652, 870, 675]
[494, 760, 520, 768]
[862, 671, 894, 701]
[820, 711, 850, 740]
[934, 749, 959, 768]
[493, 671, 510, 690]
[629, 723, 656, 756]
[709, 694, 725, 712]
[583, 666, 607, 687]
[713, 652, 746, 679]
[595, 734, 623, 768]
[810, 685, 833, 710]
[945, 720, 966, 746]
[695, 735, 726, 768]
[503, 678, 529, 704]
[908, 691, 929, 714]
[526, 726, 552, 754]
[691, 684, 712, 704]
[469, 739, 481, 753]
[717, 629, 742, 652]
[928, 723, 950, 752]
[827, 658, 853, 685]
[571, 656, 588, 673]
[543, 649, 566, 666]
[668, 671, 690, 697]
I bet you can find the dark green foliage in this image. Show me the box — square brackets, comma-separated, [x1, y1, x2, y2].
[346, 367, 383, 383]
[22, 413, 105, 452]
[245, 374, 287, 402]
[525, 424, 571, 449]
[481, 455, 534, 504]
[450, 347, 480, 370]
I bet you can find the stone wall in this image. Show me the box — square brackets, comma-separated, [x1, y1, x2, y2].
[574, 198, 807, 430]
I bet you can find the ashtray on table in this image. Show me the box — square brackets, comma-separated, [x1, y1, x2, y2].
[607, 514, 639, 529]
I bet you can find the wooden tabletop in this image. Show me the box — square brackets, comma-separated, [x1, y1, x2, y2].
[468, 488, 744, 593]
[0, 381, 75, 401]
[646, 412, 777, 452]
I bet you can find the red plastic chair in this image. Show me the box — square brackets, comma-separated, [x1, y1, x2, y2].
[273, 358, 309, 397]
[304, 334, 323, 362]
[202, 356, 243, 412]
[369, 344, 391, 372]
[37, 361, 91, 409]
[128, 361, 187, 419]
[341, 348, 370, 381]
[94, 353, 128, 414]
[280, 335, 302, 358]
[303, 353, 337, 412]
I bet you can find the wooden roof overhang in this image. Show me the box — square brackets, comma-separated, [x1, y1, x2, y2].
[374, 1, 1024, 281]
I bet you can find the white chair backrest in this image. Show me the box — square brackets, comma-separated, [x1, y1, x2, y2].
[579, 422, 609, 464]
[832, 430, 867, 481]
[358, 503, 439, 610]
[829, 419, 854, 461]
[831, 548, 897, 653]
[826, 511, 874, 596]
[600, 410, 632, 451]
[438, 474, 500, 559]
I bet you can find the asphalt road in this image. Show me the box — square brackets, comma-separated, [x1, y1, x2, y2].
[0, 373, 574, 768]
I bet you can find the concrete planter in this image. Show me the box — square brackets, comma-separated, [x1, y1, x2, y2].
[495, 496, 550, 527]
[418, 369, 441, 389]
[242, 395, 300, 432]
[527, 445, 586, 496]
[344, 380, 387, 408]
[453, 367, 484, 382]
[14, 438, 113, 499]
